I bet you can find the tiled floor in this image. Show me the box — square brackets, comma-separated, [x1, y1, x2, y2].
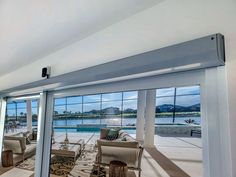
[140, 150, 169, 177]
[155, 135, 202, 177]
[0, 168, 33, 177]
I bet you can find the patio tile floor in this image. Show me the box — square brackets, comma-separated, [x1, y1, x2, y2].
[155, 135, 202, 177]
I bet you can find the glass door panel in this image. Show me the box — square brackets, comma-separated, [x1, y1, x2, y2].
[0, 96, 40, 176]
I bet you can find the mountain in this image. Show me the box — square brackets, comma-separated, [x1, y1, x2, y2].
[185, 103, 200, 112]
[54, 103, 200, 117]
[156, 103, 200, 112]
[101, 107, 121, 114]
[156, 104, 174, 112]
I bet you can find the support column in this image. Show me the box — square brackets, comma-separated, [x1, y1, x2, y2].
[144, 89, 156, 147]
[26, 100, 32, 132]
[201, 67, 232, 177]
[35, 92, 54, 177]
[136, 90, 146, 142]
[0, 98, 7, 162]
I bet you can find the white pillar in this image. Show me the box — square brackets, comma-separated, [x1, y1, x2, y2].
[26, 100, 32, 132]
[35, 92, 54, 177]
[136, 90, 146, 142]
[0, 98, 6, 162]
[144, 89, 156, 147]
[201, 67, 232, 177]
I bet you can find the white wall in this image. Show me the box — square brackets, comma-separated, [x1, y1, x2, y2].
[0, 0, 235, 91]
[0, 0, 236, 176]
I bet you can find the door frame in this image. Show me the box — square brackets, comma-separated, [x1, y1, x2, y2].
[0, 67, 232, 177]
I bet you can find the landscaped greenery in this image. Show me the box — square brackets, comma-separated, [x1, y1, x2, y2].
[52, 111, 200, 120]
[156, 112, 200, 118]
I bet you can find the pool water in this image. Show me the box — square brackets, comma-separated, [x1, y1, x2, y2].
[53, 123, 191, 135]
[54, 127, 136, 134]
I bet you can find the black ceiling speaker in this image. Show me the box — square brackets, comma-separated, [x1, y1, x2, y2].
[42, 67, 51, 79]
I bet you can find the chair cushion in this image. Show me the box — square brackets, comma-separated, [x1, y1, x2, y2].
[100, 146, 140, 168]
[106, 129, 119, 141]
[100, 128, 109, 139]
[97, 139, 139, 148]
[14, 132, 32, 145]
[4, 136, 26, 154]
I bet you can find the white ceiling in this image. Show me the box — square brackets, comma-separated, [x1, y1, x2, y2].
[0, 0, 236, 91]
[0, 0, 161, 76]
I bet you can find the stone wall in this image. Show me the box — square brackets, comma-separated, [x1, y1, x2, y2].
[155, 124, 201, 137]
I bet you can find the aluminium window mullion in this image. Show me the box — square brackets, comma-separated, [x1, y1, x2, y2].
[173, 88, 177, 123]
[5, 103, 8, 123]
[82, 96, 84, 124]
[15, 102, 17, 121]
[100, 94, 102, 125]
[65, 97, 68, 128]
[121, 92, 124, 127]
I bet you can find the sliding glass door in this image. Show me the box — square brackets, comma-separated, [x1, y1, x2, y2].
[48, 90, 138, 176]
[0, 95, 40, 177]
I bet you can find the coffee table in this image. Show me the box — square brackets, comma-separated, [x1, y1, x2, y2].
[51, 140, 84, 160]
[64, 139, 85, 152]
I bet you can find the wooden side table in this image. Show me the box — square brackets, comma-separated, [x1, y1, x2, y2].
[32, 128, 38, 140]
[109, 160, 128, 177]
[2, 150, 13, 167]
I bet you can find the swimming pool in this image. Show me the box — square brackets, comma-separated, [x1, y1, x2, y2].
[54, 126, 137, 134]
[53, 122, 192, 135]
